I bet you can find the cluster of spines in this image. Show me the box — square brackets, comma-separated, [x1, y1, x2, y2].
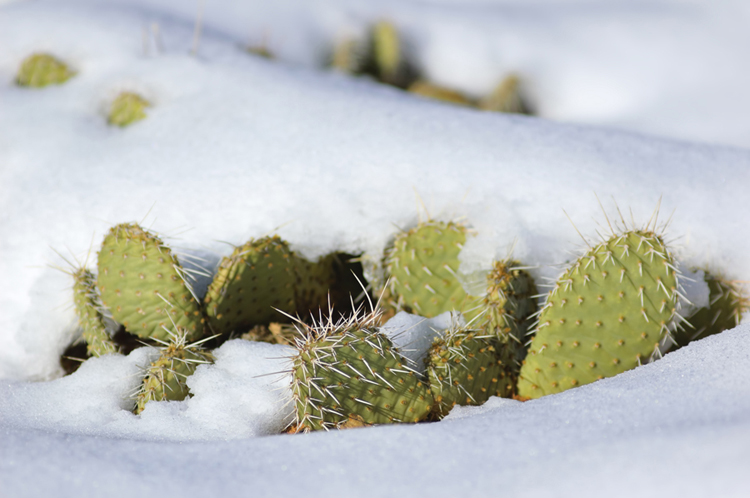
[133, 328, 214, 414]
[518, 228, 682, 398]
[289, 307, 433, 432]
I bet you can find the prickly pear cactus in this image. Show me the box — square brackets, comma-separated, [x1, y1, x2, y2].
[482, 260, 538, 366]
[72, 268, 118, 357]
[408, 81, 472, 106]
[478, 74, 531, 115]
[108, 92, 150, 127]
[426, 325, 506, 418]
[133, 329, 213, 414]
[16, 53, 76, 88]
[385, 220, 473, 318]
[97, 223, 204, 342]
[518, 230, 679, 399]
[204, 236, 334, 335]
[672, 272, 747, 348]
[371, 21, 402, 84]
[290, 310, 433, 432]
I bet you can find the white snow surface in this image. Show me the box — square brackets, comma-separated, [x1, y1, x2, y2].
[2, 0, 750, 496]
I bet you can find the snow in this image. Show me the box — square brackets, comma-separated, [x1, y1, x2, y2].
[1, 0, 750, 496]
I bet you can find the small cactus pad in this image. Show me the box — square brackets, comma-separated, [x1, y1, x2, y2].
[108, 92, 150, 127]
[426, 326, 507, 418]
[204, 236, 334, 335]
[673, 273, 747, 348]
[290, 310, 433, 432]
[518, 230, 678, 399]
[331, 37, 365, 74]
[16, 53, 76, 88]
[72, 268, 118, 357]
[478, 74, 531, 115]
[97, 223, 204, 342]
[482, 260, 538, 366]
[408, 81, 472, 106]
[371, 21, 402, 84]
[134, 330, 213, 414]
[385, 221, 473, 318]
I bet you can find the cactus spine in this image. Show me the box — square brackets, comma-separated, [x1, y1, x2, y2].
[97, 223, 204, 342]
[72, 268, 118, 357]
[290, 309, 433, 432]
[16, 53, 76, 88]
[133, 329, 213, 414]
[518, 229, 679, 399]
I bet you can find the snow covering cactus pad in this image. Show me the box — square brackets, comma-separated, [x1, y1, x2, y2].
[426, 324, 506, 418]
[72, 268, 118, 357]
[97, 223, 204, 342]
[204, 236, 334, 335]
[385, 220, 473, 318]
[15, 53, 75, 87]
[518, 229, 679, 399]
[482, 260, 538, 366]
[133, 329, 213, 414]
[290, 308, 433, 432]
[673, 273, 748, 348]
[108, 92, 150, 127]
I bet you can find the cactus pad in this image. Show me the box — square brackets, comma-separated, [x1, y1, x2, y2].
[408, 81, 472, 106]
[133, 330, 213, 414]
[72, 268, 118, 357]
[108, 92, 150, 127]
[478, 74, 531, 115]
[518, 230, 679, 399]
[385, 221, 474, 318]
[290, 310, 433, 432]
[204, 236, 334, 335]
[673, 273, 747, 348]
[97, 223, 204, 342]
[16, 53, 76, 88]
[426, 325, 506, 418]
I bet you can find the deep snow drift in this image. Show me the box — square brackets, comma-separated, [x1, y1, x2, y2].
[1, 1, 749, 497]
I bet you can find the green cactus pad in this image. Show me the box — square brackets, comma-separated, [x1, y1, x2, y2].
[16, 53, 76, 88]
[108, 92, 150, 127]
[72, 268, 118, 357]
[291, 311, 433, 432]
[426, 326, 506, 418]
[408, 81, 472, 106]
[204, 236, 334, 335]
[673, 272, 747, 348]
[97, 223, 204, 342]
[372, 21, 402, 84]
[482, 260, 538, 365]
[133, 330, 213, 414]
[385, 221, 474, 318]
[478, 74, 531, 115]
[518, 230, 678, 399]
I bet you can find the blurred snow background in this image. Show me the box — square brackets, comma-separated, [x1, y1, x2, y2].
[1, 0, 749, 496]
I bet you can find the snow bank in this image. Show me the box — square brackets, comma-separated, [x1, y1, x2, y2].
[1, 1, 748, 381]
[3, 324, 750, 497]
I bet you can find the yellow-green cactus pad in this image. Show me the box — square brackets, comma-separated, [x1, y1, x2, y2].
[16, 53, 76, 88]
[385, 221, 474, 318]
[673, 272, 747, 348]
[426, 326, 506, 418]
[97, 223, 204, 342]
[134, 330, 213, 414]
[204, 236, 334, 335]
[518, 230, 678, 399]
[72, 268, 118, 357]
[291, 310, 433, 432]
[478, 74, 531, 115]
[108, 92, 150, 127]
[408, 81, 473, 106]
[372, 20, 402, 84]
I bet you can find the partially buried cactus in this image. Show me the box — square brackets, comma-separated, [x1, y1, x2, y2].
[16, 53, 76, 88]
[108, 92, 150, 127]
[72, 267, 118, 357]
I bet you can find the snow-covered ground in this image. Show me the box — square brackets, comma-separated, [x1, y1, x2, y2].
[1, 0, 749, 496]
